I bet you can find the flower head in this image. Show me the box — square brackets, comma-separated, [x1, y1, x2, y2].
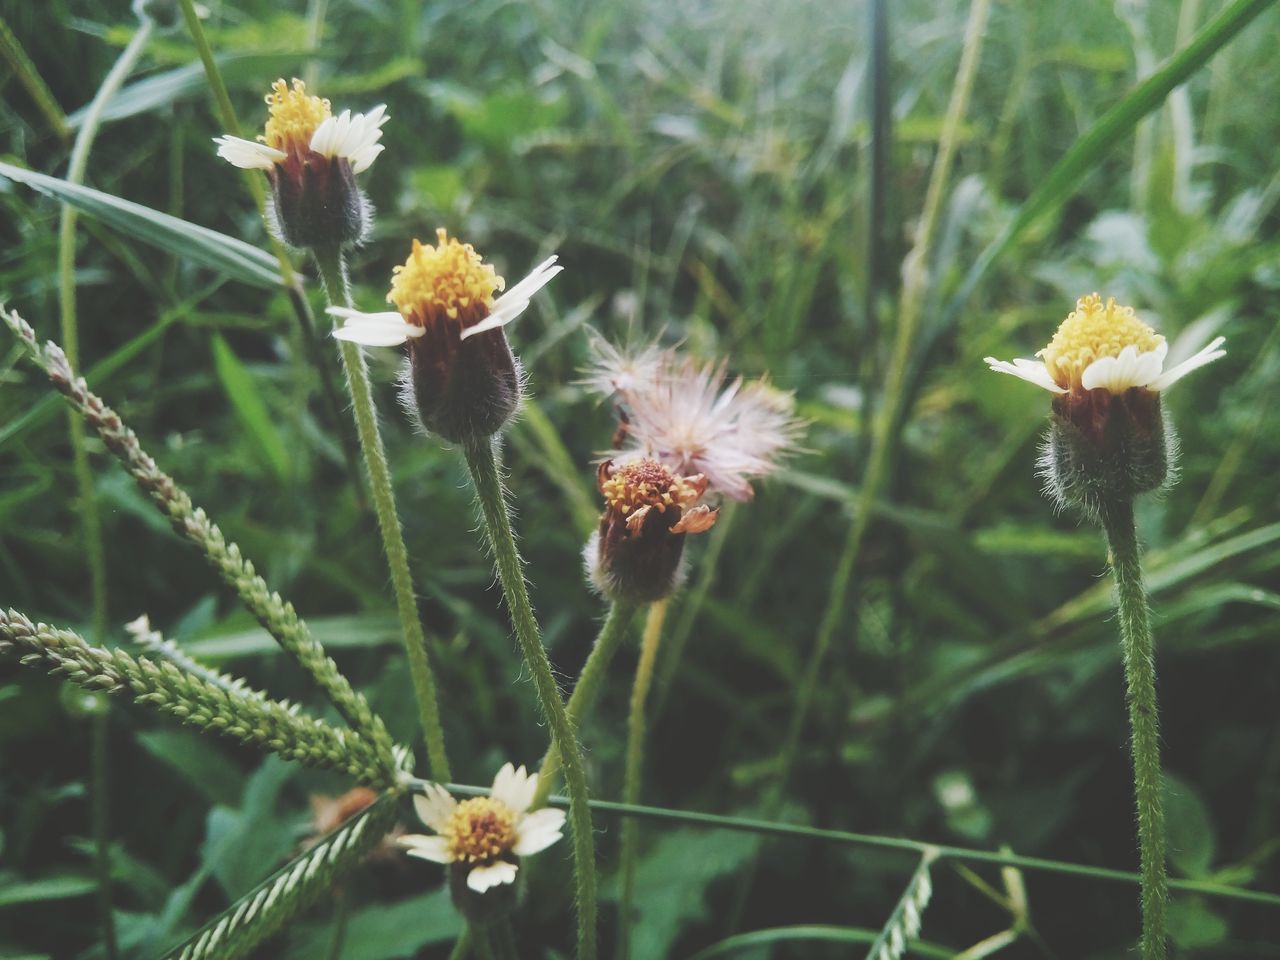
[213, 79, 388, 249]
[399, 763, 565, 899]
[985, 294, 1228, 515]
[329, 230, 561, 442]
[585, 458, 717, 602]
[984, 293, 1225, 396]
[587, 342, 802, 502]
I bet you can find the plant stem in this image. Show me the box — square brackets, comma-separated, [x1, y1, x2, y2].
[415, 780, 1277, 906]
[312, 247, 451, 782]
[58, 22, 153, 960]
[1099, 497, 1168, 960]
[617, 600, 667, 960]
[533, 601, 638, 807]
[461, 436, 598, 960]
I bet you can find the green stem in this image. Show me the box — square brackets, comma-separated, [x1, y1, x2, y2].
[1100, 498, 1168, 960]
[90, 708, 116, 960]
[532, 600, 639, 807]
[58, 22, 154, 960]
[418, 781, 1278, 906]
[617, 600, 667, 960]
[0, 14, 68, 139]
[461, 437, 598, 960]
[312, 247, 451, 782]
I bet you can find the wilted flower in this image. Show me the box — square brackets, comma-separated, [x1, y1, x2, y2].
[328, 229, 561, 443]
[214, 78, 387, 249]
[399, 764, 565, 922]
[985, 293, 1227, 514]
[587, 342, 802, 502]
[585, 457, 718, 603]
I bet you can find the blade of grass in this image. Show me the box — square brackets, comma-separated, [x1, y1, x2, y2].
[687, 926, 954, 960]
[0, 13, 68, 138]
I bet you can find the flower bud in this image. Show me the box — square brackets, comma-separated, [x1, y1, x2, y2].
[585, 458, 718, 603]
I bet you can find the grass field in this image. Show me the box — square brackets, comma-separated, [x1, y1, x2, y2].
[2, 0, 1279, 957]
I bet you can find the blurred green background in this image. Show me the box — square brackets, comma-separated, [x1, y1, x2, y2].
[2, 0, 1278, 956]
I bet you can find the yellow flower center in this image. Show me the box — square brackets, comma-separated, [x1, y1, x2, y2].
[262, 78, 330, 153]
[1038, 293, 1164, 391]
[444, 797, 517, 863]
[387, 229, 505, 328]
[602, 459, 703, 516]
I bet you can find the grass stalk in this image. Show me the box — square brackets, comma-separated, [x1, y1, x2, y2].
[311, 247, 452, 782]
[460, 436, 598, 960]
[617, 600, 667, 959]
[57, 20, 154, 959]
[1099, 498, 1168, 960]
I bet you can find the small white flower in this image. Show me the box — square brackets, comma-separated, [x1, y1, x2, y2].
[398, 763, 565, 894]
[587, 342, 802, 502]
[212, 78, 388, 175]
[329, 235, 561, 348]
[985, 293, 1226, 395]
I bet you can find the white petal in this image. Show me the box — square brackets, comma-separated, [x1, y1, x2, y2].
[349, 144, 385, 175]
[1082, 342, 1168, 392]
[491, 763, 536, 815]
[466, 860, 518, 893]
[1149, 336, 1227, 390]
[310, 104, 389, 170]
[412, 782, 457, 831]
[398, 834, 452, 863]
[459, 300, 527, 340]
[328, 308, 423, 347]
[213, 135, 285, 170]
[497, 256, 562, 306]
[984, 356, 1065, 393]
[514, 808, 566, 856]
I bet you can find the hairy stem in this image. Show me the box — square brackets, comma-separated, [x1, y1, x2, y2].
[462, 436, 598, 960]
[533, 601, 638, 807]
[312, 247, 452, 782]
[617, 600, 667, 959]
[1100, 498, 1168, 960]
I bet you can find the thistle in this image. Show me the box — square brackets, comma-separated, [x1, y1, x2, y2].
[986, 292, 1227, 960]
[329, 229, 561, 443]
[214, 78, 387, 249]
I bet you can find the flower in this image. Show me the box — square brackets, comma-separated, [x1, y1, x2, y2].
[398, 763, 565, 895]
[329, 230, 561, 442]
[586, 342, 802, 502]
[984, 293, 1226, 395]
[985, 294, 1228, 514]
[213, 78, 387, 248]
[585, 457, 718, 602]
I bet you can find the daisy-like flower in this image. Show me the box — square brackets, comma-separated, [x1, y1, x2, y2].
[328, 229, 561, 443]
[399, 764, 565, 896]
[213, 78, 388, 249]
[586, 457, 718, 602]
[587, 343, 802, 502]
[984, 293, 1226, 396]
[985, 293, 1227, 513]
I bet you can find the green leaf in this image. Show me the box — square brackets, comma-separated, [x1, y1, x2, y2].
[202, 757, 297, 901]
[1164, 773, 1216, 879]
[283, 890, 462, 960]
[0, 161, 282, 289]
[136, 730, 248, 807]
[1167, 897, 1229, 949]
[0, 871, 97, 907]
[183, 613, 402, 659]
[210, 334, 290, 482]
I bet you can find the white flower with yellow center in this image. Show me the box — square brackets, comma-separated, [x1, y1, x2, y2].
[985, 293, 1226, 395]
[398, 764, 565, 893]
[328, 229, 561, 348]
[213, 77, 388, 175]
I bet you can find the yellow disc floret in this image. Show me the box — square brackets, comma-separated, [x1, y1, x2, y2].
[1038, 293, 1164, 391]
[602, 459, 703, 516]
[387, 229, 505, 327]
[262, 78, 330, 152]
[444, 797, 517, 863]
